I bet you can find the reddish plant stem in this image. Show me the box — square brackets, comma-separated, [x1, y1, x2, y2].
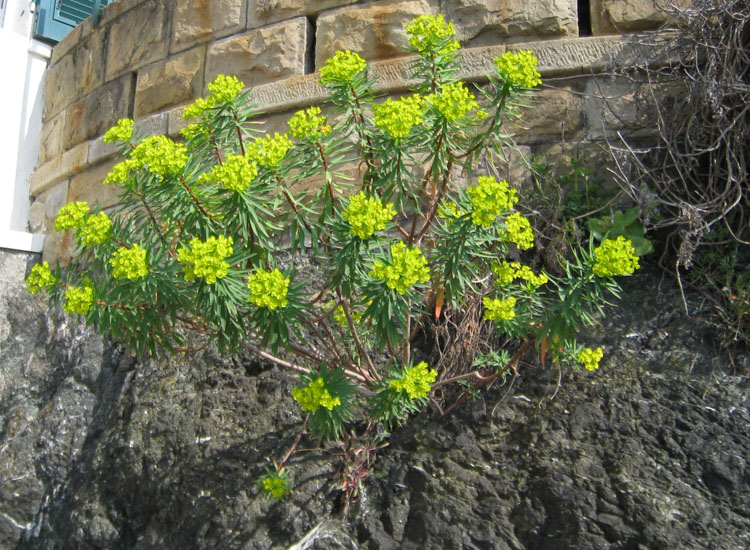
[278, 415, 310, 470]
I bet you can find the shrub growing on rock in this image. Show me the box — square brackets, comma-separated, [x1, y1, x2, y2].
[29, 15, 640, 499]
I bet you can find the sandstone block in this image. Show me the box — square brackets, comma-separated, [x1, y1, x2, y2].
[205, 18, 309, 89]
[31, 143, 90, 197]
[135, 47, 206, 117]
[28, 180, 69, 234]
[442, 0, 577, 46]
[105, 0, 170, 80]
[511, 86, 584, 142]
[42, 228, 74, 267]
[68, 160, 122, 210]
[39, 112, 66, 166]
[248, 0, 357, 28]
[592, 0, 670, 34]
[171, 0, 246, 53]
[315, 0, 432, 68]
[62, 75, 134, 151]
[45, 30, 106, 120]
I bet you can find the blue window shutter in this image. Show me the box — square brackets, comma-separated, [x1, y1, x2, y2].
[34, 0, 111, 43]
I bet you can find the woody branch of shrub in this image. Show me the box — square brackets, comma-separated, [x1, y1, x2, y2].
[27, 15, 641, 499]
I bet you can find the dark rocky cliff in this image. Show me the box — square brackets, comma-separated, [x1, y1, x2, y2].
[1, 249, 748, 549]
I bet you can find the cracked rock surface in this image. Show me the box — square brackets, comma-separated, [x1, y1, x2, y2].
[1, 249, 748, 549]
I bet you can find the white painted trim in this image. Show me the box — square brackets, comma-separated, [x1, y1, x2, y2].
[0, 230, 45, 253]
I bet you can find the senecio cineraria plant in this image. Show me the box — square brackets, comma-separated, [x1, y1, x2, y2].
[28, 15, 640, 500]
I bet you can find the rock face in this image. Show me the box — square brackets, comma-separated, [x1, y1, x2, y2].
[1, 248, 748, 549]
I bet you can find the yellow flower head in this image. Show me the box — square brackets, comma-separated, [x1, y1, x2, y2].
[182, 74, 244, 119]
[292, 377, 341, 412]
[55, 202, 90, 232]
[390, 362, 437, 400]
[593, 236, 640, 278]
[427, 82, 485, 123]
[341, 192, 396, 239]
[370, 242, 431, 295]
[103, 160, 134, 186]
[287, 107, 332, 141]
[79, 212, 112, 246]
[491, 261, 547, 287]
[103, 118, 134, 144]
[130, 135, 188, 177]
[495, 50, 542, 88]
[405, 14, 461, 55]
[201, 154, 258, 193]
[247, 132, 292, 169]
[577, 347, 604, 371]
[26, 261, 56, 295]
[247, 268, 290, 310]
[319, 50, 367, 86]
[63, 285, 94, 315]
[483, 296, 517, 322]
[373, 94, 426, 139]
[110, 244, 148, 281]
[467, 176, 518, 227]
[504, 212, 535, 250]
[261, 475, 290, 500]
[177, 235, 234, 284]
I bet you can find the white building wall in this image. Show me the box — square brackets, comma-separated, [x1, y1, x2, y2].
[0, 0, 48, 252]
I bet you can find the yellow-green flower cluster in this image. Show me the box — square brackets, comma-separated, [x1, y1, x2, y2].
[390, 362, 437, 399]
[577, 347, 604, 371]
[103, 160, 132, 186]
[177, 235, 234, 284]
[129, 136, 188, 177]
[182, 74, 244, 119]
[55, 202, 89, 231]
[370, 242, 431, 294]
[492, 261, 548, 287]
[466, 176, 518, 227]
[110, 244, 148, 281]
[373, 94, 426, 139]
[103, 118, 134, 144]
[319, 50, 367, 86]
[593, 236, 640, 278]
[483, 296, 517, 322]
[287, 107, 332, 141]
[341, 192, 396, 239]
[427, 82, 485, 123]
[63, 285, 94, 315]
[79, 212, 111, 246]
[26, 261, 56, 295]
[495, 50, 542, 88]
[201, 154, 258, 193]
[504, 212, 535, 250]
[247, 132, 292, 169]
[247, 268, 290, 310]
[292, 377, 341, 412]
[261, 475, 290, 500]
[405, 14, 461, 55]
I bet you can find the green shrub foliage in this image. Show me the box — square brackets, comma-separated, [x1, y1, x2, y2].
[30, 15, 642, 498]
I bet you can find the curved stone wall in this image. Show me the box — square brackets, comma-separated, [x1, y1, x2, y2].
[29, 0, 670, 261]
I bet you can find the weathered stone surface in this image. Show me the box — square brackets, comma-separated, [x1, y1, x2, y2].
[247, 0, 357, 28]
[45, 26, 107, 121]
[592, 0, 670, 34]
[171, 0, 247, 53]
[442, 0, 578, 45]
[31, 143, 89, 197]
[38, 111, 65, 165]
[205, 17, 309, 88]
[105, 0, 170, 80]
[135, 46, 206, 117]
[68, 160, 121, 210]
[28, 180, 69, 234]
[315, 0, 432, 67]
[511, 86, 585, 142]
[62, 75, 134, 151]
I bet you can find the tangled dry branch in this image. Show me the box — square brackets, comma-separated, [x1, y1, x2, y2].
[607, 0, 749, 267]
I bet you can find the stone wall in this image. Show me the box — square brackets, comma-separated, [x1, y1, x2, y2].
[29, 0, 671, 262]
